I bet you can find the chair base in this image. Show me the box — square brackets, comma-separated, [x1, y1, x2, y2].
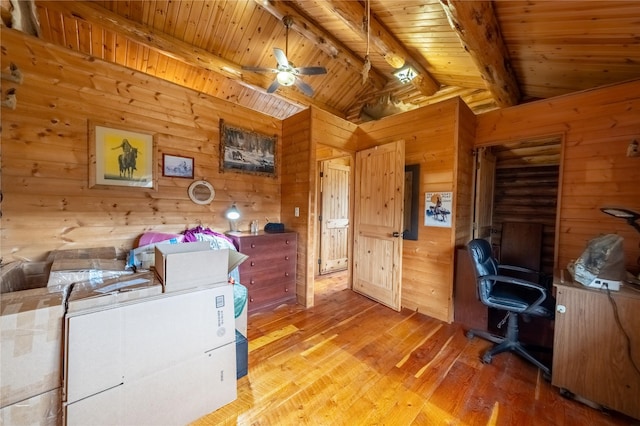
[466, 313, 551, 377]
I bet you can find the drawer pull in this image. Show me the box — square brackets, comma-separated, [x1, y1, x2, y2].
[285, 256, 289, 261]
[250, 279, 255, 285]
[251, 261, 255, 266]
[251, 243, 256, 248]
[250, 297, 254, 302]
[285, 240, 290, 244]
[285, 272, 289, 277]
[284, 288, 288, 292]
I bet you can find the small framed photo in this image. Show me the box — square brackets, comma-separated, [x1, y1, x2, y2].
[162, 154, 194, 179]
[220, 119, 276, 177]
[88, 122, 157, 190]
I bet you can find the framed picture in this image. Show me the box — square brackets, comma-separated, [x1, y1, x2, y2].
[220, 119, 276, 177]
[403, 164, 420, 240]
[425, 191, 453, 228]
[163, 154, 194, 178]
[88, 122, 157, 189]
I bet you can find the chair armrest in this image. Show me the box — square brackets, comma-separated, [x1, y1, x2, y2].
[482, 273, 548, 313]
[498, 264, 542, 276]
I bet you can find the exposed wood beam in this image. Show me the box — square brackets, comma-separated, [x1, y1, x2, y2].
[39, 1, 344, 117]
[439, 0, 520, 107]
[254, 0, 387, 91]
[319, 0, 440, 96]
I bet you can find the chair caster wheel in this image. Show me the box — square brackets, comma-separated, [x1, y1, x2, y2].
[466, 330, 475, 339]
[482, 353, 492, 364]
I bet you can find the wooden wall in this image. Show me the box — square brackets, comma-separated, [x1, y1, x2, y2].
[358, 98, 469, 322]
[492, 165, 560, 274]
[281, 109, 313, 307]
[1, 28, 282, 262]
[476, 79, 640, 275]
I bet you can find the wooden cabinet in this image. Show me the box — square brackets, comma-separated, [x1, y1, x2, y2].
[454, 248, 487, 331]
[552, 279, 640, 420]
[227, 231, 297, 313]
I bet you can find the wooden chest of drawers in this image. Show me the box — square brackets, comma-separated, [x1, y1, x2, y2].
[226, 231, 297, 313]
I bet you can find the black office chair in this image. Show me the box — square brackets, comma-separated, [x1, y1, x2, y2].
[465, 238, 555, 376]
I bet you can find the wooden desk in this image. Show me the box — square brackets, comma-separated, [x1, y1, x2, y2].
[552, 275, 640, 420]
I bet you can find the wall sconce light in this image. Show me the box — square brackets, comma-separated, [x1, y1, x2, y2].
[393, 66, 418, 84]
[226, 204, 241, 232]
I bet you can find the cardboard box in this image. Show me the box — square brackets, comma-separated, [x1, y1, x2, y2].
[65, 271, 163, 314]
[0, 387, 61, 426]
[1, 261, 52, 294]
[64, 285, 237, 425]
[47, 259, 132, 288]
[0, 287, 65, 408]
[46, 246, 117, 262]
[154, 242, 247, 292]
[127, 238, 182, 270]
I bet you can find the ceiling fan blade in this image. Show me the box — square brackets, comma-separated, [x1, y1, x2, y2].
[266, 79, 280, 93]
[273, 48, 289, 68]
[294, 66, 327, 76]
[242, 66, 278, 74]
[294, 78, 314, 96]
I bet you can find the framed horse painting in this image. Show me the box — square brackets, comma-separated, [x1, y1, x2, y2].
[88, 122, 157, 190]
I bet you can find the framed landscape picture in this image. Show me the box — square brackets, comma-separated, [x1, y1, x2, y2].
[89, 122, 157, 190]
[163, 154, 194, 178]
[219, 119, 276, 177]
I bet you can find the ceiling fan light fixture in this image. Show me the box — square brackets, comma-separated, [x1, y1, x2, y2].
[276, 71, 296, 86]
[394, 66, 418, 84]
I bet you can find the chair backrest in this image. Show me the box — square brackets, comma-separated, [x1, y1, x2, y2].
[467, 239, 498, 304]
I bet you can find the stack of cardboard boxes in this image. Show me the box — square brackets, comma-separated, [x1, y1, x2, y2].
[1, 242, 248, 426]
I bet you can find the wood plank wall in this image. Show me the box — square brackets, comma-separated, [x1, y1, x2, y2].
[281, 109, 313, 307]
[358, 98, 464, 323]
[0, 28, 282, 262]
[476, 79, 640, 275]
[493, 165, 560, 274]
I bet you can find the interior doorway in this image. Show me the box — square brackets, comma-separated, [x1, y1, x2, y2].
[318, 157, 351, 276]
[476, 135, 562, 275]
[472, 135, 562, 350]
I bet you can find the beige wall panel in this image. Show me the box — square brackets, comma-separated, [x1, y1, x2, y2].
[476, 79, 640, 274]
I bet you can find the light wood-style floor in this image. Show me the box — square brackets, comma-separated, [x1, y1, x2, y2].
[193, 272, 636, 425]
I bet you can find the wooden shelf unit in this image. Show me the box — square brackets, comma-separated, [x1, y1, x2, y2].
[227, 231, 297, 313]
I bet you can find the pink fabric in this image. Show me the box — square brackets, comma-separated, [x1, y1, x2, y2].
[138, 232, 184, 247]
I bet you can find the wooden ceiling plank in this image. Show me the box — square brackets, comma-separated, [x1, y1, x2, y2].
[40, 1, 335, 114]
[319, 0, 440, 96]
[254, 0, 387, 91]
[438, 0, 520, 107]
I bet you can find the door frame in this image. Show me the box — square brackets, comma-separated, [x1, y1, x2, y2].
[316, 156, 352, 276]
[313, 150, 356, 297]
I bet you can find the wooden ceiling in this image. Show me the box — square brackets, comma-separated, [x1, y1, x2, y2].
[3, 1, 640, 123]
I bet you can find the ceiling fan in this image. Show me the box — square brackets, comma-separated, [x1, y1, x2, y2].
[242, 16, 327, 96]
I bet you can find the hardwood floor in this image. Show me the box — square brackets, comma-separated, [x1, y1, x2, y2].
[193, 275, 636, 425]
